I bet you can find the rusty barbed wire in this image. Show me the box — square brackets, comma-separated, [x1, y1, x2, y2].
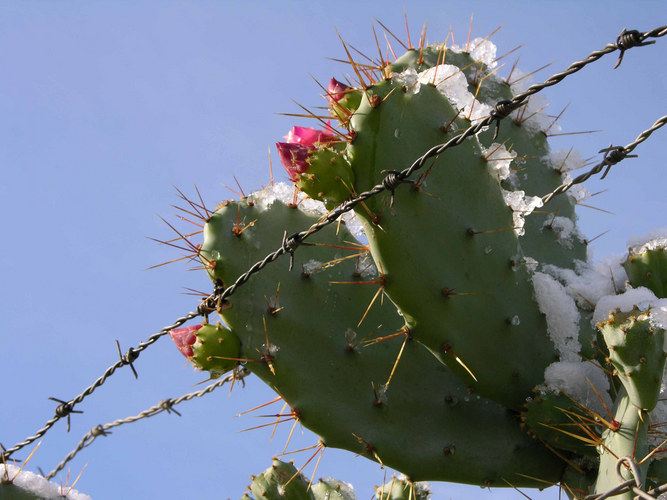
[2, 24, 666, 498]
[43, 367, 249, 480]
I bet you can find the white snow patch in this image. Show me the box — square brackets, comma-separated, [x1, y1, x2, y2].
[544, 149, 587, 173]
[482, 142, 516, 181]
[542, 257, 628, 311]
[502, 190, 543, 236]
[543, 360, 612, 415]
[532, 272, 581, 361]
[468, 37, 498, 68]
[447, 38, 498, 68]
[508, 70, 554, 133]
[544, 216, 584, 249]
[318, 477, 356, 497]
[390, 67, 420, 94]
[255, 182, 365, 239]
[593, 287, 665, 326]
[0, 465, 92, 500]
[627, 227, 667, 255]
[416, 65, 492, 122]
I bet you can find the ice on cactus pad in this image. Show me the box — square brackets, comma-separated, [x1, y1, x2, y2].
[543, 216, 584, 250]
[627, 227, 667, 254]
[543, 360, 612, 416]
[544, 149, 587, 173]
[254, 182, 365, 238]
[593, 287, 667, 333]
[0, 465, 92, 500]
[532, 272, 581, 361]
[542, 256, 628, 311]
[417, 65, 492, 122]
[502, 189, 543, 236]
[446, 37, 498, 68]
[482, 142, 516, 182]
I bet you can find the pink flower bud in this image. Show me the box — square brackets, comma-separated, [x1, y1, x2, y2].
[283, 124, 336, 147]
[327, 77, 350, 103]
[276, 142, 311, 181]
[169, 324, 203, 358]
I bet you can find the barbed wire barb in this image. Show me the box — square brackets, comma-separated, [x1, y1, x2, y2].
[44, 367, 250, 480]
[541, 115, 667, 204]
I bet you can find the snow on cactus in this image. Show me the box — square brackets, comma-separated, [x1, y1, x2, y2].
[163, 24, 666, 497]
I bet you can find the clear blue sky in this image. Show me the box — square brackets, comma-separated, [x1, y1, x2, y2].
[1, 2, 665, 499]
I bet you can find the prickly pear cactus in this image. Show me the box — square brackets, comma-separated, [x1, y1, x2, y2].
[169, 27, 667, 498]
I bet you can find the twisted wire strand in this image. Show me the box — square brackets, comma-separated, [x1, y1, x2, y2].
[542, 115, 667, 204]
[582, 456, 666, 499]
[42, 367, 249, 480]
[1, 310, 203, 459]
[2, 25, 665, 478]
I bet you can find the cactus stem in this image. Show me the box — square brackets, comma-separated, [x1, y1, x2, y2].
[232, 205, 257, 236]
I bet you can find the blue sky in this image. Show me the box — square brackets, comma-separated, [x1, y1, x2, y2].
[1, 2, 665, 499]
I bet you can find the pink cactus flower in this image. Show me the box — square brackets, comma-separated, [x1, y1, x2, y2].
[276, 142, 312, 181]
[283, 124, 336, 146]
[169, 324, 202, 358]
[327, 77, 350, 103]
[277, 122, 337, 181]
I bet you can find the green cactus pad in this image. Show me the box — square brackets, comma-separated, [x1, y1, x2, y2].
[593, 389, 650, 497]
[198, 196, 564, 486]
[191, 323, 241, 378]
[297, 148, 355, 208]
[245, 459, 312, 500]
[373, 476, 430, 500]
[598, 308, 665, 411]
[623, 246, 667, 299]
[345, 76, 556, 407]
[523, 391, 598, 456]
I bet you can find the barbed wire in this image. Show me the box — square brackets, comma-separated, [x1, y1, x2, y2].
[43, 367, 249, 480]
[215, 25, 667, 304]
[542, 115, 667, 204]
[583, 456, 666, 499]
[2, 23, 666, 498]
